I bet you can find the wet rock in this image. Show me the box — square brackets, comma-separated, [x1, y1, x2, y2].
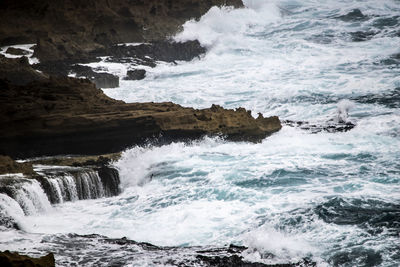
[98, 40, 207, 66]
[124, 69, 146, 80]
[337, 9, 368, 22]
[0, 76, 281, 158]
[70, 65, 119, 88]
[0, 0, 243, 62]
[5, 47, 30, 56]
[33, 40, 205, 84]
[0, 251, 55, 267]
[0, 55, 47, 85]
[283, 120, 355, 133]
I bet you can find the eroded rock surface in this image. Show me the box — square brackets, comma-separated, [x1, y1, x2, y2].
[0, 0, 243, 62]
[0, 55, 47, 85]
[0, 75, 281, 158]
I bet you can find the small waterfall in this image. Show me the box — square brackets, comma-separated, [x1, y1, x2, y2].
[0, 193, 26, 230]
[0, 176, 51, 216]
[75, 171, 105, 200]
[37, 167, 120, 204]
[0, 166, 120, 229]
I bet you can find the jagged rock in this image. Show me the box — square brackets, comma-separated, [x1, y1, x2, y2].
[69, 65, 119, 88]
[0, 55, 47, 85]
[0, 75, 281, 158]
[124, 69, 146, 80]
[0, 251, 55, 267]
[99, 40, 207, 64]
[5, 47, 30, 56]
[283, 120, 355, 133]
[0, 0, 243, 62]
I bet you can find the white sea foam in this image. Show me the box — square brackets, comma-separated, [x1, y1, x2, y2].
[1, 0, 400, 265]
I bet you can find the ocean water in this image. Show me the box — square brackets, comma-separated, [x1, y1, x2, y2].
[1, 0, 400, 266]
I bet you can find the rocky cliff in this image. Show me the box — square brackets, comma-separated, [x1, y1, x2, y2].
[0, 0, 243, 62]
[0, 70, 281, 158]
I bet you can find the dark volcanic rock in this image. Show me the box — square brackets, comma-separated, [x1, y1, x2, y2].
[124, 69, 146, 80]
[71, 65, 119, 88]
[0, 251, 55, 267]
[0, 74, 281, 158]
[99, 40, 207, 64]
[33, 40, 205, 84]
[0, 0, 243, 62]
[5, 47, 30, 56]
[283, 120, 355, 133]
[0, 55, 47, 85]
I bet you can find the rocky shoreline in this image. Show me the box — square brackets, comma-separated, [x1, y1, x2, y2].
[0, 54, 281, 158]
[0, 0, 292, 266]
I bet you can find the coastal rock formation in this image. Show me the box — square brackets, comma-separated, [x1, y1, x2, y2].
[0, 251, 55, 267]
[0, 55, 47, 85]
[124, 69, 146, 80]
[0, 74, 281, 158]
[33, 40, 207, 82]
[0, 0, 243, 62]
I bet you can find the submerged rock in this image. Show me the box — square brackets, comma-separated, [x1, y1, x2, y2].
[0, 251, 55, 267]
[283, 120, 355, 133]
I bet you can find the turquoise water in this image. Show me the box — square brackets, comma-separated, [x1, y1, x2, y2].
[1, 0, 400, 266]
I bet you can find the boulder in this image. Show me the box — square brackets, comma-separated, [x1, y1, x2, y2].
[124, 69, 146, 80]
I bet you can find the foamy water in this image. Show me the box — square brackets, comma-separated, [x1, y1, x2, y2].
[1, 0, 400, 266]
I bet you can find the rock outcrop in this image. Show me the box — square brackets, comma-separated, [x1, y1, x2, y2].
[0, 0, 243, 62]
[0, 251, 55, 267]
[0, 74, 281, 158]
[0, 55, 47, 85]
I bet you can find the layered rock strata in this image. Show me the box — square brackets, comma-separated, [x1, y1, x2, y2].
[0, 73, 281, 158]
[0, 0, 243, 62]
